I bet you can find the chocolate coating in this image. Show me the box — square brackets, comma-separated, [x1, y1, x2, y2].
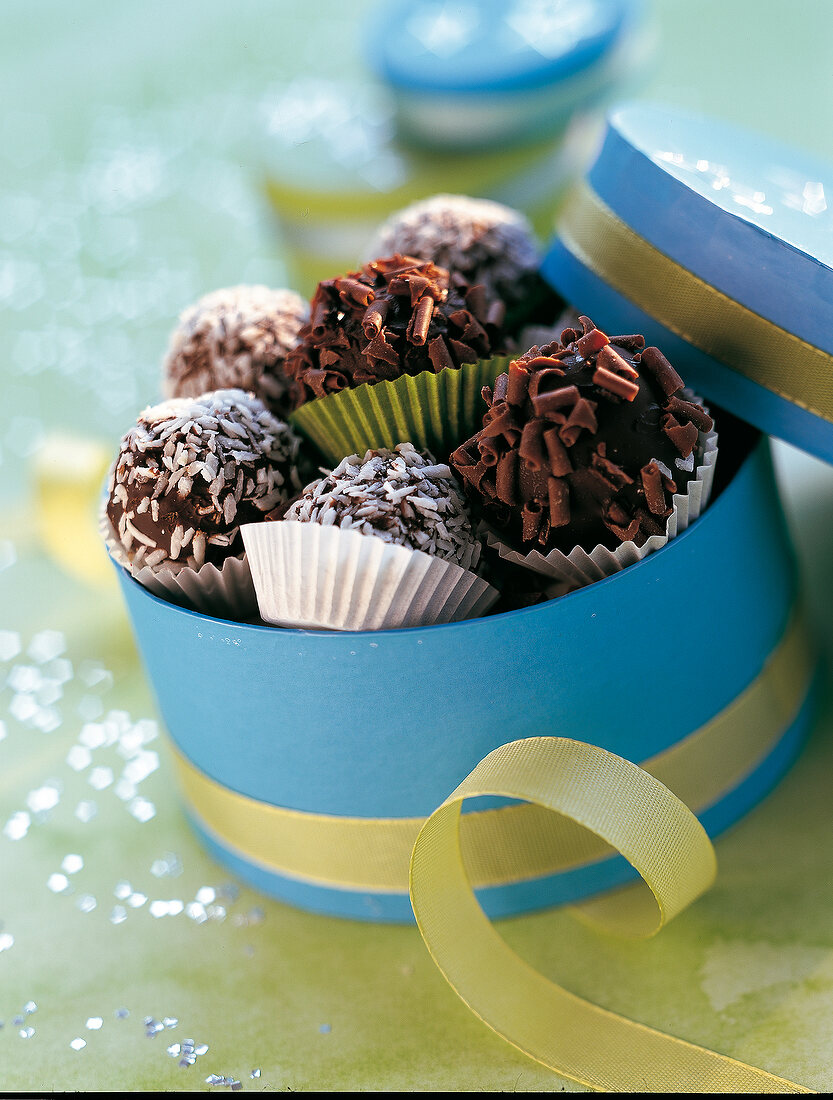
[107, 389, 302, 572]
[162, 286, 308, 418]
[284, 255, 505, 405]
[451, 317, 714, 553]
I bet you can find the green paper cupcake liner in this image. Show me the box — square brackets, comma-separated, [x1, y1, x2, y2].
[290, 356, 512, 467]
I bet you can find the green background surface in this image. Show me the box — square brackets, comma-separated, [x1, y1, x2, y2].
[3, 0, 833, 1092]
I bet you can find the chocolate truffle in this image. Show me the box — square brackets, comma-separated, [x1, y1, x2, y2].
[451, 317, 714, 554]
[284, 442, 482, 571]
[284, 255, 505, 405]
[107, 388, 302, 573]
[365, 194, 560, 332]
[162, 286, 308, 417]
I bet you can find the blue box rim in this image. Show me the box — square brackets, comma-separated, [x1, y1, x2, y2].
[111, 430, 762, 640]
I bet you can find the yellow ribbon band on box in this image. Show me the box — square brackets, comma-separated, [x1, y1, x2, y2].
[175, 608, 809, 893]
[557, 180, 833, 425]
[174, 610, 814, 1091]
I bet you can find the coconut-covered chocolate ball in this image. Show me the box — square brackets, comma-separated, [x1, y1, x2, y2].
[162, 286, 308, 417]
[107, 389, 302, 573]
[451, 317, 714, 554]
[365, 194, 560, 332]
[284, 255, 505, 405]
[284, 442, 482, 571]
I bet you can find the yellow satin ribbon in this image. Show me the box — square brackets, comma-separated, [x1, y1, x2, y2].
[558, 181, 833, 424]
[174, 607, 810, 893]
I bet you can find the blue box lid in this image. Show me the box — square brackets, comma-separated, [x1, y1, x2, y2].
[541, 101, 833, 464]
[363, 0, 637, 97]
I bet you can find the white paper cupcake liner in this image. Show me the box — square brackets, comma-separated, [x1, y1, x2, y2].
[241, 520, 499, 632]
[484, 396, 719, 590]
[100, 506, 258, 621]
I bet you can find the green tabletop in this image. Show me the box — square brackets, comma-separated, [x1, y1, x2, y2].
[4, 1, 833, 1092]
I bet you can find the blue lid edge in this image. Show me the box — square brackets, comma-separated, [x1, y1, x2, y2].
[587, 105, 833, 356]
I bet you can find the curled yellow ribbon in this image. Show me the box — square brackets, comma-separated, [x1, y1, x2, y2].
[409, 737, 812, 1093]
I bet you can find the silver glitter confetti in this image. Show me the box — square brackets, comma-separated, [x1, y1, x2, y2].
[0, 630, 22, 662]
[88, 765, 114, 790]
[66, 745, 92, 771]
[27, 782, 61, 812]
[4, 811, 30, 840]
[128, 796, 156, 822]
[27, 629, 66, 663]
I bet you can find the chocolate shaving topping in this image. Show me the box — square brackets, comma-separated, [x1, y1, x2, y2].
[285, 255, 506, 405]
[450, 319, 713, 553]
[640, 345, 685, 397]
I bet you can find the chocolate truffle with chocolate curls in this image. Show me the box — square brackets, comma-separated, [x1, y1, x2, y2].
[284, 254, 506, 405]
[451, 317, 714, 554]
[162, 285, 308, 418]
[106, 389, 302, 574]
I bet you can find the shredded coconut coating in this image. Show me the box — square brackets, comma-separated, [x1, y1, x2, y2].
[366, 194, 539, 310]
[107, 388, 302, 573]
[285, 443, 482, 571]
[162, 285, 309, 417]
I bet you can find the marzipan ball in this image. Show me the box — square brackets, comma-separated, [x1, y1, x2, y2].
[451, 317, 714, 554]
[284, 442, 482, 572]
[284, 255, 505, 405]
[107, 388, 302, 573]
[162, 286, 308, 418]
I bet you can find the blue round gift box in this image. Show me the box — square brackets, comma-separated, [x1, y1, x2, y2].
[113, 432, 817, 923]
[362, 0, 648, 150]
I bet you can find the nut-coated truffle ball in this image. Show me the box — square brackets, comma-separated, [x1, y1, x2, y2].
[107, 388, 302, 572]
[284, 442, 482, 571]
[366, 194, 560, 332]
[162, 286, 308, 418]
